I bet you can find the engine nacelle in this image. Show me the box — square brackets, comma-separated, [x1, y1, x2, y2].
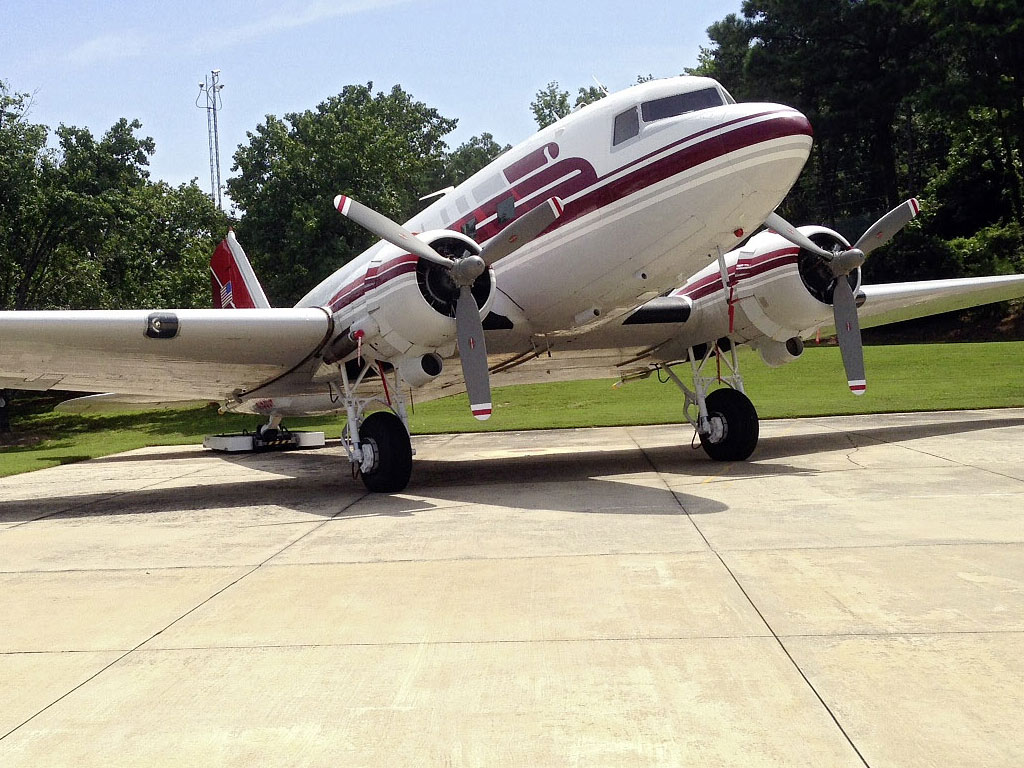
[728, 226, 861, 342]
[341, 229, 496, 369]
[756, 337, 804, 367]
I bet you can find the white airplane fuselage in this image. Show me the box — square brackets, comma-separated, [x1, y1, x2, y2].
[294, 77, 813, 368]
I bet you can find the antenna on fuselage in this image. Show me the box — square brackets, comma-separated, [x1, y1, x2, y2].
[592, 75, 610, 96]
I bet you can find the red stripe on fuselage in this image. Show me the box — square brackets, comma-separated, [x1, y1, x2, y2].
[455, 109, 812, 245]
[676, 247, 800, 303]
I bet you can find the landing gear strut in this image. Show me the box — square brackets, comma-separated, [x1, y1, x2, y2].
[660, 340, 759, 462]
[337, 359, 414, 493]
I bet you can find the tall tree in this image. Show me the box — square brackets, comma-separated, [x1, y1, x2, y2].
[228, 83, 456, 305]
[530, 81, 572, 128]
[529, 81, 609, 129]
[444, 133, 511, 186]
[1, 80, 228, 311]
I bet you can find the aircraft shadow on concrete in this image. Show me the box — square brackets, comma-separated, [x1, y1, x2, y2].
[2, 413, 1021, 525]
[0, 443, 733, 524]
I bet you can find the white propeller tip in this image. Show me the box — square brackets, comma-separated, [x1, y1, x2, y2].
[471, 403, 492, 420]
[849, 381, 866, 395]
[334, 195, 350, 215]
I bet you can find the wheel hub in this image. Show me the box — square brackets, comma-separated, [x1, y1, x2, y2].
[705, 414, 728, 444]
[359, 437, 379, 474]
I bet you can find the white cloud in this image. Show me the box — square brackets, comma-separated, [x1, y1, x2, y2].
[63, 32, 151, 67]
[60, 0, 420, 68]
[193, 0, 419, 50]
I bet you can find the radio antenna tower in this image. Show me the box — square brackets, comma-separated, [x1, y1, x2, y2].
[196, 70, 225, 210]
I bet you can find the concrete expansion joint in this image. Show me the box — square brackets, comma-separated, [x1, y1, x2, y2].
[712, 549, 873, 768]
[778, 628, 1024, 639]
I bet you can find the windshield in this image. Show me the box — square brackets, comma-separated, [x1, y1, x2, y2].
[640, 87, 724, 122]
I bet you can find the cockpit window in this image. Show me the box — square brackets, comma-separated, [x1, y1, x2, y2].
[641, 87, 724, 122]
[612, 107, 640, 146]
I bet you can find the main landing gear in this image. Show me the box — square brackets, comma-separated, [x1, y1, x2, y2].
[659, 340, 759, 462]
[336, 358, 414, 493]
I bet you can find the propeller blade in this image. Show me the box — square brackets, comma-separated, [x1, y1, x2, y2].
[334, 194, 452, 268]
[455, 284, 491, 420]
[832, 278, 866, 395]
[764, 211, 836, 260]
[479, 197, 563, 266]
[853, 198, 921, 256]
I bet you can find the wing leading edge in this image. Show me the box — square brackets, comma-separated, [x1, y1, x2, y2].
[853, 274, 1024, 330]
[0, 308, 334, 401]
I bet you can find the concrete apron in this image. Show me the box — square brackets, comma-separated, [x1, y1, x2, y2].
[1, 409, 1023, 767]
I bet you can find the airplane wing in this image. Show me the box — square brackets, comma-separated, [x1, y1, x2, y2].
[431, 273, 1024, 397]
[854, 274, 1024, 329]
[0, 308, 334, 401]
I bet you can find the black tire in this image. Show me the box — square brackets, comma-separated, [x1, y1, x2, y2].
[699, 387, 759, 462]
[358, 411, 413, 493]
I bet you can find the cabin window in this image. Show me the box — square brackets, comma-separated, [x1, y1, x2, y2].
[641, 87, 724, 122]
[472, 175, 504, 204]
[612, 107, 640, 146]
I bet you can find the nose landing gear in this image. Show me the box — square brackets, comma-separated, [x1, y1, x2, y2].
[656, 340, 759, 462]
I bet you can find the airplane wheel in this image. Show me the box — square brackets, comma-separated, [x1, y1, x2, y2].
[700, 387, 759, 462]
[358, 411, 413, 493]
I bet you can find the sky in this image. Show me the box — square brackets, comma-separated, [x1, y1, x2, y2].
[2, 0, 743, 198]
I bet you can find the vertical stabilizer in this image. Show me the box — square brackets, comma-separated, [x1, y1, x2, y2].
[210, 230, 271, 308]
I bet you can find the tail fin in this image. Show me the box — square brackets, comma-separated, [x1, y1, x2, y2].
[210, 230, 271, 309]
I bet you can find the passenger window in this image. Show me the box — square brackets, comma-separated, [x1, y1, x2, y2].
[641, 87, 724, 122]
[613, 107, 640, 146]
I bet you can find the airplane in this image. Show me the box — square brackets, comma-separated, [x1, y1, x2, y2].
[3, 75, 1024, 492]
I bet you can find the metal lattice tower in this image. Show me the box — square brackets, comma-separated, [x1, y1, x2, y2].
[196, 70, 225, 210]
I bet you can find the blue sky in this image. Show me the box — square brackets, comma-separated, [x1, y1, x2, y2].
[2, 0, 743, 194]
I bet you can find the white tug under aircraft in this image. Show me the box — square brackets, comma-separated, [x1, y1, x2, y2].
[3, 76, 1023, 491]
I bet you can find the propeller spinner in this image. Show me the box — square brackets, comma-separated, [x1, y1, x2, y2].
[766, 199, 920, 395]
[334, 194, 562, 420]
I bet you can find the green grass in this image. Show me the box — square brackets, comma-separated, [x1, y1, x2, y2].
[3, 341, 1023, 478]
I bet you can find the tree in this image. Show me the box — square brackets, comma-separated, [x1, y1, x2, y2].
[530, 81, 572, 128]
[1, 80, 228, 312]
[530, 81, 608, 129]
[692, 0, 1024, 296]
[444, 133, 511, 186]
[228, 83, 457, 305]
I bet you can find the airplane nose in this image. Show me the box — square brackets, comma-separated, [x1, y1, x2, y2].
[708, 102, 814, 231]
[724, 102, 813, 152]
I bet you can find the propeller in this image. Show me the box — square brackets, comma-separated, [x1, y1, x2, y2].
[766, 198, 920, 395]
[334, 194, 562, 420]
